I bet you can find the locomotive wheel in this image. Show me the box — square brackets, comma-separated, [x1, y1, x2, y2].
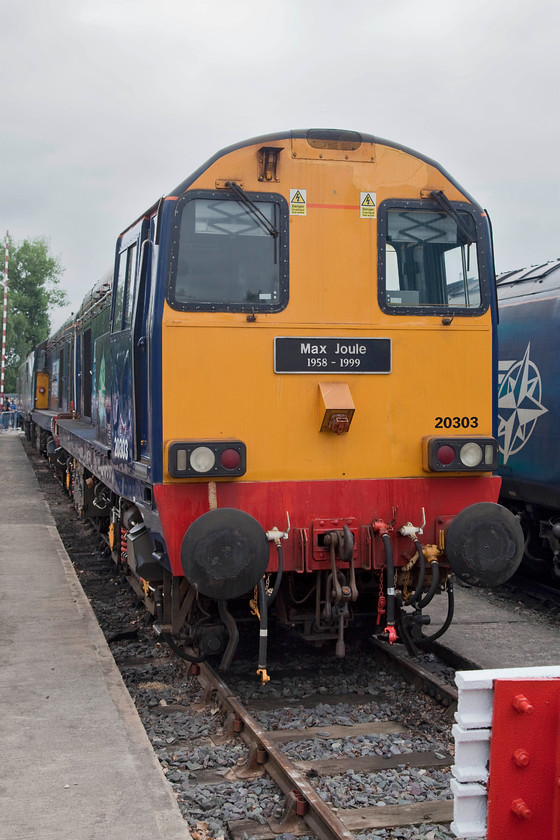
[446, 502, 524, 587]
[180, 508, 269, 600]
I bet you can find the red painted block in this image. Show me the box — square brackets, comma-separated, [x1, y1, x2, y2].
[487, 678, 560, 840]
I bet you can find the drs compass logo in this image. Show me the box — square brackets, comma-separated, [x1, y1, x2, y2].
[498, 342, 548, 464]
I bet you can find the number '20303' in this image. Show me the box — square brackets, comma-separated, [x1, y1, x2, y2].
[435, 416, 479, 429]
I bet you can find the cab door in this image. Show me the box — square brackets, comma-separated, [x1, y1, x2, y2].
[110, 219, 151, 468]
[133, 218, 153, 462]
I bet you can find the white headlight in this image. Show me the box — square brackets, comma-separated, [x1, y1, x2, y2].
[190, 446, 216, 473]
[460, 442, 483, 468]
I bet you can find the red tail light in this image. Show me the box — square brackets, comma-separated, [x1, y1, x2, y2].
[220, 448, 242, 470]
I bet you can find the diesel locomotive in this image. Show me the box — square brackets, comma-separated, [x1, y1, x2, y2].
[497, 258, 560, 577]
[19, 129, 524, 678]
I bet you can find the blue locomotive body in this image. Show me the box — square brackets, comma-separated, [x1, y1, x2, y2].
[497, 258, 560, 572]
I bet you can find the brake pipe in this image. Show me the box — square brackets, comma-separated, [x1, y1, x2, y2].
[373, 520, 397, 643]
[382, 534, 397, 642]
[256, 577, 270, 684]
[266, 541, 284, 607]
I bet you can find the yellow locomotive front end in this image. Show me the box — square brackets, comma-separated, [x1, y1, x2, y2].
[154, 129, 522, 667]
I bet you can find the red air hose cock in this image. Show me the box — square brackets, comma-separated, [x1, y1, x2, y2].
[384, 624, 398, 644]
[372, 518, 390, 536]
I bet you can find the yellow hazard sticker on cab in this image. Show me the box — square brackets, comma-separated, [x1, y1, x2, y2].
[290, 189, 307, 216]
[360, 192, 377, 219]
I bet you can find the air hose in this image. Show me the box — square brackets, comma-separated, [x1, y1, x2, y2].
[382, 533, 397, 642]
[257, 577, 270, 683]
[405, 539, 426, 607]
[417, 576, 455, 646]
[266, 542, 284, 607]
[417, 559, 440, 609]
[161, 631, 208, 663]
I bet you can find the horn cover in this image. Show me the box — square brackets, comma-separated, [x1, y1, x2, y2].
[446, 502, 524, 586]
[181, 508, 269, 599]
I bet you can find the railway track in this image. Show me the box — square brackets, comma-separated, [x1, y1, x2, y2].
[504, 571, 560, 611]
[114, 618, 458, 839]
[186, 657, 455, 840]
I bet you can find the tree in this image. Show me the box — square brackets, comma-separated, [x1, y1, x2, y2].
[2, 236, 69, 393]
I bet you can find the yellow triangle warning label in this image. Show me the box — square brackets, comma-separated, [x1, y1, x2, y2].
[290, 188, 307, 216]
[360, 192, 377, 219]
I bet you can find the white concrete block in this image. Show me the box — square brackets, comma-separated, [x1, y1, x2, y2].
[454, 666, 560, 729]
[450, 778, 487, 838]
[451, 724, 490, 783]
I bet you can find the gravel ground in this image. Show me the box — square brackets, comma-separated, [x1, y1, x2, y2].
[316, 766, 451, 807]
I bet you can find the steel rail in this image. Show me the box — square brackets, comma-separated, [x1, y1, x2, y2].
[503, 573, 560, 610]
[369, 637, 458, 706]
[195, 661, 357, 840]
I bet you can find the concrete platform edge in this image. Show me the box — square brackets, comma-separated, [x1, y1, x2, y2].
[46, 522, 192, 840]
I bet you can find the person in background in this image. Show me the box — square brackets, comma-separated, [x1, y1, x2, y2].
[1, 397, 10, 429]
[8, 398, 17, 429]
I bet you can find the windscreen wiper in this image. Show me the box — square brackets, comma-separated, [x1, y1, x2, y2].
[431, 189, 475, 300]
[225, 181, 279, 239]
[430, 190, 474, 246]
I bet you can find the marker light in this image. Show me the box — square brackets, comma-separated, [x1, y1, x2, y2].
[176, 449, 188, 471]
[168, 440, 247, 478]
[423, 436, 498, 473]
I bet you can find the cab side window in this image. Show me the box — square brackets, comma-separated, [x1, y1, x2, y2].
[113, 243, 138, 331]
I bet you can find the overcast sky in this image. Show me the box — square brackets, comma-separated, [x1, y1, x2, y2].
[1, 0, 558, 330]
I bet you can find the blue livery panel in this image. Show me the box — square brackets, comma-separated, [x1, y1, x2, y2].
[497, 261, 560, 510]
[110, 333, 134, 466]
[93, 334, 111, 447]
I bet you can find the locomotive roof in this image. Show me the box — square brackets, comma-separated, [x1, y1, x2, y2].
[496, 258, 560, 302]
[118, 129, 484, 238]
[168, 128, 482, 209]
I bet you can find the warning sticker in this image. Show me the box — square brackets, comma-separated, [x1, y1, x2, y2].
[360, 192, 377, 219]
[290, 189, 307, 216]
